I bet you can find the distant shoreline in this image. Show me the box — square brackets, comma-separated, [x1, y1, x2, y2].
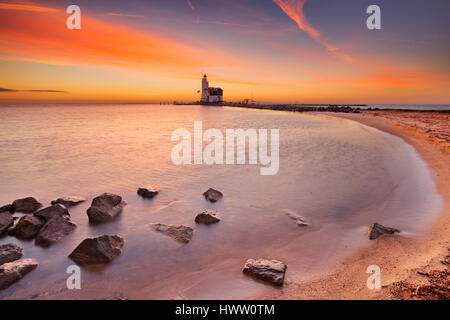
[1, 102, 449, 112]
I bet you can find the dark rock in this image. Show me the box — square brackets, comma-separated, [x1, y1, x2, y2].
[0, 244, 23, 265]
[0, 211, 14, 235]
[69, 235, 124, 265]
[203, 188, 223, 203]
[0, 204, 14, 214]
[151, 223, 194, 244]
[35, 215, 77, 247]
[8, 215, 45, 240]
[242, 258, 287, 286]
[12, 197, 42, 213]
[0, 258, 38, 290]
[86, 193, 126, 223]
[195, 210, 221, 225]
[34, 204, 69, 222]
[137, 187, 159, 199]
[51, 196, 85, 208]
[368, 223, 400, 240]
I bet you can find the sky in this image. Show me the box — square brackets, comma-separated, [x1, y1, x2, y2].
[0, 0, 449, 104]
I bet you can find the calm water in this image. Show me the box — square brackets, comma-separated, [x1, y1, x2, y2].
[0, 104, 443, 299]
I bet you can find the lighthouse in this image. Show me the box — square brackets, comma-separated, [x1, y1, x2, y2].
[201, 74, 223, 103]
[201, 74, 209, 102]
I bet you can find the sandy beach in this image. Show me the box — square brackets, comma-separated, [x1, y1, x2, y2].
[260, 110, 450, 300]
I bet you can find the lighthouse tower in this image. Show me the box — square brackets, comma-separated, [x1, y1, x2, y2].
[201, 74, 209, 102]
[200, 74, 223, 103]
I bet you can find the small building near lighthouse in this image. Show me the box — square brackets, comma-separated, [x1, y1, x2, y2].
[201, 74, 223, 103]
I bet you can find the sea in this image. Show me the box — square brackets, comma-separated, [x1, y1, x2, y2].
[0, 104, 443, 299]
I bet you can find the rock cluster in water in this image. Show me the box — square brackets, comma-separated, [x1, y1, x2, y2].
[1, 185, 400, 292]
[7, 203, 77, 245]
[0, 196, 81, 290]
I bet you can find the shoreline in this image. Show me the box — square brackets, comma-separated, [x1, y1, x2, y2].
[258, 111, 450, 299]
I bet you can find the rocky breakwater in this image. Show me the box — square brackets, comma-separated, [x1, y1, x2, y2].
[230, 103, 362, 113]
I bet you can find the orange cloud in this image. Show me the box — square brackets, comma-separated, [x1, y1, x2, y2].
[356, 70, 444, 89]
[0, 2, 239, 73]
[0, 2, 58, 12]
[0, 53, 75, 66]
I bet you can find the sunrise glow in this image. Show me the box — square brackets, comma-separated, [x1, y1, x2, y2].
[0, 0, 449, 104]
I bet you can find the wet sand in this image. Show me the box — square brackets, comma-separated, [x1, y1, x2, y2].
[258, 110, 450, 299]
[367, 110, 450, 149]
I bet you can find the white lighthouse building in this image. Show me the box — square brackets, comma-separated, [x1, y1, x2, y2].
[201, 74, 223, 103]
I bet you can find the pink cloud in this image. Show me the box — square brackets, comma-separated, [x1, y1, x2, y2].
[272, 0, 353, 62]
[272, 0, 320, 40]
[186, 0, 195, 11]
[106, 12, 145, 18]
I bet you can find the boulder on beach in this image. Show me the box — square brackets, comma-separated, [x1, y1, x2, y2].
[368, 222, 400, 240]
[0, 211, 14, 235]
[8, 215, 45, 240]
[242, 258, 287, 286]
[0, 258, 38, 290]
[0, 204, 14, 214]
[35, 215, 77, 247]
[51, 196, 85, 208]
[137, 187, 159, 199]
[151, 223, 194, 244]
[195, 210, 221, 225]
[86, 193, 126, 223]
[0, 244, 23, 265]
[203, 188, 223, 203]
[12, 197, 42, 213]
[34, 203, 69, 222]
[69, 235, 124, 265]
